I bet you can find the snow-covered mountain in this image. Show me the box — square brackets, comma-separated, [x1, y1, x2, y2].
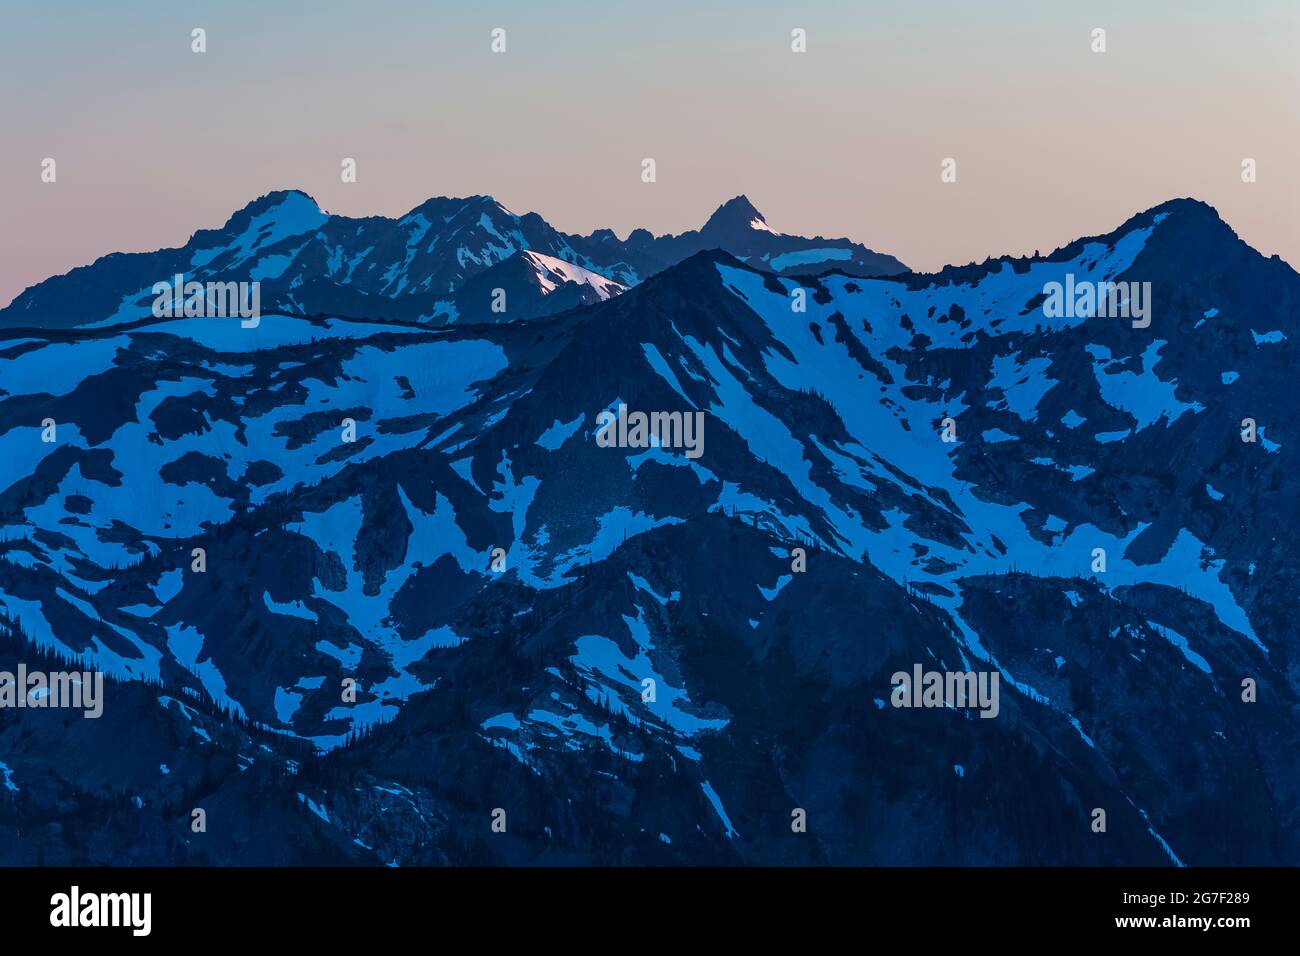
[0, 191, 903, 330]
[0, 196, 1296, 866]
[443, 250, 627, 325]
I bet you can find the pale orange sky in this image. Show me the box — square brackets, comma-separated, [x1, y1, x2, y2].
[3, 0, 1297, 307]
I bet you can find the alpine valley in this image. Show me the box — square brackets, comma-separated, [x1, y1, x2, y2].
[0, 191, 1296, 866]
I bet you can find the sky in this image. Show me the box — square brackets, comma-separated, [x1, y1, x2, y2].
[2, 0, 1297, 307]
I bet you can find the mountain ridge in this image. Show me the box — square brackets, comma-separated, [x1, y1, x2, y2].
[0, 194, 1296, 865]
[0, 190, 907, 328]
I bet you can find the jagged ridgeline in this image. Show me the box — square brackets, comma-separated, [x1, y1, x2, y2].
[0, 191, 905, 330]
[0, 193, 1296, 865]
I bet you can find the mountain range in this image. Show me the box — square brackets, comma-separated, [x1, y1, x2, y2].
[0, 191, 1296, 866]
[0, 192, 906, 329]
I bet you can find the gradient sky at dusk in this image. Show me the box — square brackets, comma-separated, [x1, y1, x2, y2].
[3, 0, 1297, 307]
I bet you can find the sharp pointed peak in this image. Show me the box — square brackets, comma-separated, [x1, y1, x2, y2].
[717, 194, 761, 215]
[701, 195, 773, 235]
[641, 247, 752, 284]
